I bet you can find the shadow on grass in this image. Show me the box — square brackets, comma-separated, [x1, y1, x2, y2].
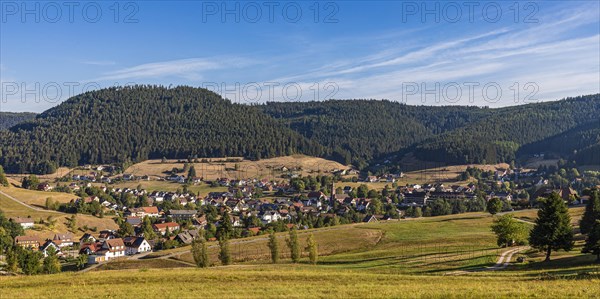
[507, 254, 600, 276]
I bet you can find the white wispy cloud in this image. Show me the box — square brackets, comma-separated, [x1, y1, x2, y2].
[80, 60, 117, 66]
[94, 57, 255, 81]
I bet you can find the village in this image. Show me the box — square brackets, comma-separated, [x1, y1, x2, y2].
[6, 157, 599, 270]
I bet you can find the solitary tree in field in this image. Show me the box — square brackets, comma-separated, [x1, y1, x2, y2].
[192, 237, 209, 268]
[582, 220, 600, 262]
[46, 216, 57, 229]
[187, 166, 196, 182]
[218, 237, 231, 266]
[268, 230, 279, 264]
[529, 193, 574, 261]
[306, 233, 318, 265]
[287, 228, 300, 263]
[491, 214, 529, 247]
[67, 215, 78, 232]
[486, 198, 503, 216]
[580, 190, 600, 235]
[0, 165, 8, 187]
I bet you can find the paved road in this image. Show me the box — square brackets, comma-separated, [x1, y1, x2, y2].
[0, 190, 62, 214]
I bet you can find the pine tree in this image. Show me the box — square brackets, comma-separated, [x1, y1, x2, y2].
[306, 233, 318, 265]
[580, 189, 600, 235]
[529, 192, 574, 261]
[218, 237, 231, 265]
[268, 230, 279, 264]
[218, 211, 233, 239]
[187, 166, 196, 182]
[582, 220, 600, 262]
[192, 236, 209, 268]
[286, 228, 300, 263]
[0, 165, 8, 187]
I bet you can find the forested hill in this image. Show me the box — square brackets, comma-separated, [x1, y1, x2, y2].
[0, 86, 598, 174]
[0, 112, 37, 130]
[412, 95, 600, 164]
[0, 86, 327, 174]
[262, 94, 600, 167]
[261, 100, 493, 168]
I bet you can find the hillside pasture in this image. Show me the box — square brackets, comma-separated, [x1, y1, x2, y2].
[123, 155, 347, 181]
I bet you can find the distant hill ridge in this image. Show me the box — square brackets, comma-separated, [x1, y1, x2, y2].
[0, 85, 598, 174]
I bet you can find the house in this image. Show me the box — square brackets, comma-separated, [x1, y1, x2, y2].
[122, 174, 135, 181]
[261, 211, 282, 224]
[127, 206, 160, 218]
[79, 233, 97, 246]
[79, 241, 102, 255]
[169, 210, 197, 221]
[126, 217, 143, 227]
[402, 192, 429, 206]
[153, 222, 180, 235]
[362, 215, 379, 223]
[11, 217, 35, 229]
[101, 238, 126, 258]
[175, 230, 200, 245]
[307, 191, 326, 201]
[52, 233, 74, 248]
[15, 236, 40, 249]
[40, 240, 61, 257]
[37, 182, 53, 191]
[123, 236, 152, 255]
[98, 230, 117, 242]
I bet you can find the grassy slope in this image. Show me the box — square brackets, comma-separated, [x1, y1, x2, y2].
[1, 209, 599, 298]
[124, 155, 347, 181]
[1, 266, 598, 298]
[0, 186, 117, 239]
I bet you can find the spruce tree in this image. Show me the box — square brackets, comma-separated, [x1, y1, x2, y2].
[582, 220, 600, 262]
[580, 189, 600, 235]
[529, 192, 574, 261]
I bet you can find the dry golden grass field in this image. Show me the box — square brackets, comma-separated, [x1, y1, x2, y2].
[1, 208, 599, 298]
[0, 184, 117, 239]
[124, 155, 347, 181]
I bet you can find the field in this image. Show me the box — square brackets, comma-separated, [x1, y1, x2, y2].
[2, 209, 600, 298]
[123, 155, 347, 181]
[1, 266, 598, 298]
[2, 197, 599, 297]
[0, 186, 78, 208]
[398, 163, 512, 185]
[0, 185, 117, 239]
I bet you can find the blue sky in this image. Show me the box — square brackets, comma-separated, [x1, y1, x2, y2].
[1, 0, 599, 112]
